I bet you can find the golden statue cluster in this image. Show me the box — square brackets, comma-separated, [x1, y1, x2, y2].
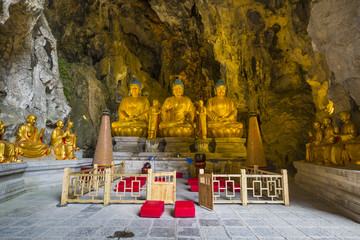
[306, 111, 360, 167]
[0, 110, 79, 164]
[111, 78, 244, 140]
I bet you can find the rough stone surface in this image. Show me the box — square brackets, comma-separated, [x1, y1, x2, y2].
[308, 0, 360, 125]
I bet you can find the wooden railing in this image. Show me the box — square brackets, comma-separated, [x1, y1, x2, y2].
[203, 165, 289, 206]
[60, 162, 176, 205]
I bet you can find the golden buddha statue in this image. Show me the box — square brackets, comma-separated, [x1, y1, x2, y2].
[330, 111, 358, 165]
[64, 121, 79, 151]
[112, 78, 150, 137]
[51, 120, 75, 160]
[159, 78, 196, 137]
[305, 121, 324, 163]
[206, 79, 243, 138]
[0, 117, 21, 164]
[15, 114, 51, 158]
[321, 117, 336, 165]
[148, 100, 161, 140]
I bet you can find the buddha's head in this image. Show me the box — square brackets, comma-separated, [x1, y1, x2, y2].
[313, 121, 321, 129]
[68, 121, 74, 128]
[214, 79, 226, 97]
[27, 115, 37, 126]
[172, 78, 184, 97]
[57, 120, 64, 128]
[323, 117, 332, 127]
[129, 78, 142, 97]
[339, 111, 350, 123]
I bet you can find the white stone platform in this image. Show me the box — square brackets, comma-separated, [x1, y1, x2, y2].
[294, 161, 360, 223]
[0, 158, 93, 203]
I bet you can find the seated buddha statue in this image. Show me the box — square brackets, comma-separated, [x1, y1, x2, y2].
[111, 78, 150, 137]
[64, 121, 79, 151]
[305, 121, 324, 163]
[206, 79, 243, 138]
[15, 114, 51, 158]
[321, 117, 336, 165]
[0, 118, 21, 164]
[330, 111, 359, 166]
[158, 78, 196, 137]
[51, 120, 75, 160]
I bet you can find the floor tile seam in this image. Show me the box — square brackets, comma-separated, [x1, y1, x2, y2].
[296, 226, 340, 239]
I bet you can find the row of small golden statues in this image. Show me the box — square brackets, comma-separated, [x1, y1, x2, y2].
[0, 110, 79, 163]
[111, 78, 244, 139]
[306, 111, 360, 166]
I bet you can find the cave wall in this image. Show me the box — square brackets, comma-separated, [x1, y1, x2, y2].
[1, 0, 359, 168]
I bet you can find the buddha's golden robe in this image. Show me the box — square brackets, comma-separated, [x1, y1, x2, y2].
[159, 96, 195, 137]
[206, 96, 243, 138]
[112, 96, 150, 137]
[51, 128, 74, 160]
[15, 124, 50, 158]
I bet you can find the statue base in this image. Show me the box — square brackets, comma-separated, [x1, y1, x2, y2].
[145, 138, 166, 153]
[113, 137, 146, 152]
[214, 138, 247, 158]
[164, 137, 195, 153]
[195, 139, 211, 153]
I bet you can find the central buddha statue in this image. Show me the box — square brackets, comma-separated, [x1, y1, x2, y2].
[159, 78, 196, 137]
[206, 79, 243, 138]
[112, 78, 150, 137]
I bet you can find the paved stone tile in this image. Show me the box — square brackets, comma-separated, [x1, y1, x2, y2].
[250, 226, 284, 238]
[225, 226, 257, 237]
[322, 227, 359, 238]
[124, 226, 149, 237]
[274, 226, 308, 238]
[178, 238, 202, 240]
[284, 217, 314, 227]
[72, 211, 97, 219]
[56, 218, 83, 227]
[152, 219, 176, 227]
[216, 211, 238, 218]
[200, 226, 230, 239]
[38, 226, 74, 238]
[236, 212, 258, 218]
[177, 227, 201, 237]
[148, 227, 175, 238]
[241, 217, 267, 226]
[66, 226, 99, 237]
[229, 205, 254, 212]
[93, 226, 128, 237]
[263, 217, 291, 227]
[0, 227, 27, 238]
[11, 217, 40, 226]
[298, 226, 334, 238]
[14, 226, 49, 237]
[178, 219, 198, 227]
[221, 218, 245, 226]
[199, 218, 220, 226]
[213, 205, 233, 212]
[79, 217, 109, 227]
[128, 219, 153, 228]
[275, 212, 300, 219]
[105, 218, 131, 227]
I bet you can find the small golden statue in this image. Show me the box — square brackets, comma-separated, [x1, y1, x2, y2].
[0, 110, 21, 163]
[321, 117, 336, 165]
[206, 79, 243, 138]
[196, 100, 207, 140]
[330, 111, 359, 165]
[158, 78, 196, 137]
[64, 121, 79, 151]
[112, 78, 150, 137]
[15, 114, 51, 158]
[305, 121, 324, 163]
[148, 100, 161, 140]
[51, 120, 75, 160]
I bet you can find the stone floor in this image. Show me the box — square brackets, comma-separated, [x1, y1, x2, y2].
[0, 177, 359, 240]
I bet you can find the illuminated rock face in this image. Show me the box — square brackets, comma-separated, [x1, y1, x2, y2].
[1, 0, 359, 166]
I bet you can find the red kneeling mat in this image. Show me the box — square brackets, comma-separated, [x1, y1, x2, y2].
[140, 200, 164, 218]
[187, 178, 198, 185]
[175, 201, 195, 218]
